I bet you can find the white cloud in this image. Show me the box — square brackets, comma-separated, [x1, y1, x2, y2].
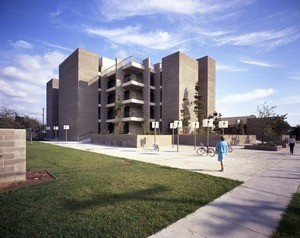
[219, 88, 276, 104]
[240, 59, 279, 67]
[85, 25, 185, 50]
[217, 63, 246, 72]
[0, 50, 67, 120]
[100, 0, 254, 20]
[289, 74, 300, 80]
[279, 95, 300, 105]
[10, 40, 33, 49]
[214, 28, 299, 48]
[0, 51, 65, 87]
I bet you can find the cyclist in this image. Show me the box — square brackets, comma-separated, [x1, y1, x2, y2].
[216, 136, 228, 172]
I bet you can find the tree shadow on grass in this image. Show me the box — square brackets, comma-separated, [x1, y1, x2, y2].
[61, 184, 204, 211]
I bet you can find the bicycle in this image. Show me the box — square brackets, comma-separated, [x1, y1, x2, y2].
[153, 143, 159, 151]
[196, 143, 215, 157]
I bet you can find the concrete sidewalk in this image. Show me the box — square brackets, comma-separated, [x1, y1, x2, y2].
[44, 141, 300, 237]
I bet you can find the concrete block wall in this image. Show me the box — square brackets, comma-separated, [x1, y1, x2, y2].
[91, 134, 172, 148]
[0, 129, 26, 183]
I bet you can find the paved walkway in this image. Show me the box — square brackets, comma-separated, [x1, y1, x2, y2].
[44, 141, 300, 237]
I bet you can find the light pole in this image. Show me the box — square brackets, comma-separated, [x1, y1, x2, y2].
[174, 120, 182, 152]
[53, 126, 59, 140]
[63, 125, 69, 142]
[192, 122, 199, 150]
[219, 121, 228, 136]
[170, 123, 174, 148]
[151, 121, 159, 144]
[203, 119, 213, 147]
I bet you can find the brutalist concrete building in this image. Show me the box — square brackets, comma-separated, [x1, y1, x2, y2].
[46, 48, 216, 140]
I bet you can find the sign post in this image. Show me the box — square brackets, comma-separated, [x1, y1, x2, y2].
[170, 123, 174, 148]
[203, 119, 213, 147]
[218, 121, 228, 135]
[192, 122, 199, 150]
[174, 120, 182, 152]
[53, 126, 59, 140]
[151, 121, 159, 144]
[63, 125, 69, 142]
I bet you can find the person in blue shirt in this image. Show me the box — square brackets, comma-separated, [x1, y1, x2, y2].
[216, 136, 228, 172]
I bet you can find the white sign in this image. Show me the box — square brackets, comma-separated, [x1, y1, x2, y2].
[151, 122, 159, 129]
[63, 125, 69, 130]
[203, 119, 213, 127]
[193, 122, 199, 129]
[170, 123, 174, 129]
[174, 120, 182, 128]
[219, 121, 228, 128]
[45, 126, 51, 130]
[53, 126, 59, 130]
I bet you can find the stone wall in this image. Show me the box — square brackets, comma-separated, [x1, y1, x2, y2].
[0, 129, 26, 183]
[175, 134, 256, 146]
[91, 134, 172, 148]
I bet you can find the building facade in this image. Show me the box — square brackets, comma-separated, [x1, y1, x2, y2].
[46, 48, 216, 140]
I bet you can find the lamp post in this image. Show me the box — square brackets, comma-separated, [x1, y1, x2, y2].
[45, 126, 50, 139]
[203, 119, 213, 147]
[174, 120, 182, 152]
[53, 126, 59, 140]
[192, 122, 199, 150]
[63, 125, 69, 142]
[151, 121, 159, 144]
[170, 123, 174, 148]
[219, 121, 228, 135]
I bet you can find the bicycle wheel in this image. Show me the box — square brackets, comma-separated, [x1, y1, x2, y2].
[228, 145, 233, 153]
[207, 148, 215, 157]
[196, 147, 205, 155]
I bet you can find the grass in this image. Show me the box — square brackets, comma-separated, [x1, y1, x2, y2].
[0, 142, 241, 237]
[272, 193, 300, 238]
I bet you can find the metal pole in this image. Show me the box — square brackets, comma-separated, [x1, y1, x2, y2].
[194, 126, 196, 150]
[172, 127, 174, 148]
[55, 130, 57, 140]
[177, 127, 180, 152]
[154, 125, 156, 144]
[206, 126, 209, 147]
[65, 129, 67, 142]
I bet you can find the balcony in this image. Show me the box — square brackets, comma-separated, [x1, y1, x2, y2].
[122, 74, 144, 89]
[122, 56, 144, 73]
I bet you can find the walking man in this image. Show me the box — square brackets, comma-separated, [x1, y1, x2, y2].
[288, 135, 296, 155]
[216, 136, 228, 172]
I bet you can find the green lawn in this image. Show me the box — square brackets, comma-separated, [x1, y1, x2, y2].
[0, 142, 241, 237]
[272, 193, 300, 238]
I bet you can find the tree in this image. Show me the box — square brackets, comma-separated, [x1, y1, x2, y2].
[193, 82, 205, 134]
[236, 120, 245, 135]
[113, 96, 124, 134]
[181, 88, 191, 134]
[0, 107, 20, 128]
[267, 114, 290, 143]
[292, 125, 300, 140]
[256, 102, 276, 144]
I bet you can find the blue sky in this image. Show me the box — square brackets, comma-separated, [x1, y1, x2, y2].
[0, 0, 299, 126]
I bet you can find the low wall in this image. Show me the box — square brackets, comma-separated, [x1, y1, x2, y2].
[91, 134, 172, 148]
[244, 145, 282, 151]
[176, 134, 256, 146]
[0, 129, 26, 183]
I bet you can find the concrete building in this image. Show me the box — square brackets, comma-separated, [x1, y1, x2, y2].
[46, 48, 216, 140]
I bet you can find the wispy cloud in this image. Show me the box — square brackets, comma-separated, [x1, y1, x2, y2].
[217, 63, 246, 72]
[0, 50, 66, 119]
[219, 88, 276, 103]
[42, 41, 73, 52]
[100, 0, 254, 20]
[9, 40, 33, 49]
[240, 59, 279, 67]
[214, 28, 300, 48]
[289, 73, 300, 80]
[85, 25, 185, 50]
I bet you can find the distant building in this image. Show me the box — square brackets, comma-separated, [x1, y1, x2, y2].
[46, 48, 216, 140]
